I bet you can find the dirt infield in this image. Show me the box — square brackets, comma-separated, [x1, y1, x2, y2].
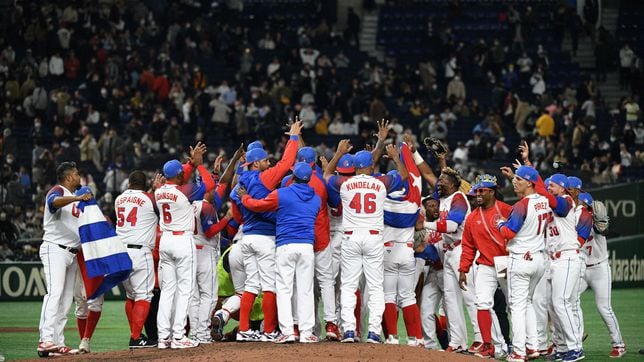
[32, 342, 480, 361]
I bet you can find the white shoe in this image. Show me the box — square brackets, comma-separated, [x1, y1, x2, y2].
[236, 329, 261, 342]
[300, 335, 319, 343]
[260, 330, 281, 342]
[407, 337, 423, 347]
[157, 339, 171, 349]
[274, 334, 296, 344]
[385, 335, 399, 345]
[171, 336, 199, 349]
[78, 338, 91, 354]
[197, 337, 213, 344]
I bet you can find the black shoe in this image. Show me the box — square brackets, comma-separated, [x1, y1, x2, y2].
[129, 336, 157, 349]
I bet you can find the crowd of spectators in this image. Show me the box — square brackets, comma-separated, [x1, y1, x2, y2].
[0, 0, 642, 260]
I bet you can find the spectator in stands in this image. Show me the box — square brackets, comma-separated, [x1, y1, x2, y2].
[624, 97, 640, 124]
[48, 51, 64, 79]
[346, 7, 361, 47]
[535, 109, 555, 138]
[530, 70, 546, 96]
[619, 43, 635, 90]
[447, 74, 466, 102]
[428, 115, 448, 141]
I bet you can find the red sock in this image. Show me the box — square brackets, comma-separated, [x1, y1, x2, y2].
[239, 291, 257, 332]
[125, 299, 135, 337]
[477, 309, 493, 344]
[76, 318, 87, 339]
[438, 314, 448, 332]
[131, 300, 151, 340]
[354, 290, 362, 335]
[83, 311, 101, 339]
[383, 303, 398, 336]
[402, 304, 422, 339]
[262, 291, 277, 333]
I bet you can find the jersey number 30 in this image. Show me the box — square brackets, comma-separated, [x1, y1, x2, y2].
[349, 193, 376, 214]
[117, 207, 138, 227]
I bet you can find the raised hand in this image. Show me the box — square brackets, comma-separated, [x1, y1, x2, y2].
[319, 155, 329, 170]
[232, 143, 245, 161]
[385, 143, 400, 160]
[287, 116, 304, 136]
[364, 144, 373, 152]
[190, 142, 207, 166]
[213, 155, 224, 174]
[518, 140, 530, 163]
[512, 159, 522, 170]
[375, 119, 390, 141]
[403, 133, 416, 153]
[500, 166, 515, 179]
[336, 139, 353, 155]
[77, 192, 93, 202]
[152, 173, 166, 189]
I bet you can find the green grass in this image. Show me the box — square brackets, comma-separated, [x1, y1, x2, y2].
[1, 289, 643, 360]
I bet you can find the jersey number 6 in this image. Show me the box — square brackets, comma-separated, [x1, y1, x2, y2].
[162, 204, 173, 223]
[349, 193, 377, 214]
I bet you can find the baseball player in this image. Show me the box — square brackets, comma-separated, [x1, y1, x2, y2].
[189, 146, 243, 343]
[381, 143, 423, 346]
[423, 167, 478, 353]
[37, 162, 92, 357]
[458, 175, 511, 359]
[538, 173, 585, 361]
[155, 142, 216, 349]
[577, 193, 626, 358]
[324, 141, 408, 344]
[414, 197, 446, 350]
[568, 176, 589, 352]
[230, 121, 302, 342]
[239, 162, 324, 343]
[281, 147, 340, 340]
[115, 171, 163, 349]
[497, 165, 548, 362]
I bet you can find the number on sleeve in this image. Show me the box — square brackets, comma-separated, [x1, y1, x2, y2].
[348, 193, 377, 214]
[162, 204, 172, 223]
[586, 245, 592, 255]
[117, 207, 138, 227]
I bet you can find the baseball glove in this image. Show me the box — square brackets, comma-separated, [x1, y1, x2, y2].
[592, 200, 610, 233]
[423, 137, 448, 159]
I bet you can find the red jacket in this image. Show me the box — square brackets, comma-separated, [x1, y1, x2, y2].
[459, 200, 512, 272]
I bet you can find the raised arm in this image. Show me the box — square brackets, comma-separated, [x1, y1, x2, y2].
[260, 120, 303, 190]
[324, 139, 353, 182]
[385, 144, 408, 182]
[238, 186, 280, 213]
[371, 119, 390, 164]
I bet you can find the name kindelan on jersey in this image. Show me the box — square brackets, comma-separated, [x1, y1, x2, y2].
[345, 181, 382, 192]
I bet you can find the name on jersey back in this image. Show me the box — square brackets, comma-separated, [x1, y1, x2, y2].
[156, 192, 178, 202]
[116, 195, 148, 207]
[345, 181, 382, 192]
[534, 201, 548, 212]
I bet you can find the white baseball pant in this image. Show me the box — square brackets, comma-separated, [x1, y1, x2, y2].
[122, 246, 155, 302]
[189, 245, 219, 341]
[157, 233, 196, 340]
[240, 234, 276, 293]
[220, 242, 246, 318]
[550, 251, 583, 352]
[329, 231, 343, 325]
[507, 251, 546, 357]
[276, 243, 315, 337]
[38, 242, 78, 346]
[474, 264, 508, 354]
[532, 260, 551, 351]
[384, 242, 417, 307]
[340, 230, 385, 335]
[443, 244, 480, 348]
[579, 261, 624, 347]
[315, 243, 337, 324]
[420, 265, 444, 349]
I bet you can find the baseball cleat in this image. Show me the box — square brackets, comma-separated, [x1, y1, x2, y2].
[300, 335, 320, 343]
[37, 341, 58, 356]
[474, 343, 495, 359]
[78, 338, 91, 354]
[49, 346, 79, 356]
[171, 336, 199, 349]
[341, 330, 355, 343]
[210, 312, 225, 341]
[260, 330, 281, 342]
[385, 335, 399, 345]
[274, 334, 296, 344]
[236, 329, 260, 342]
[526, 348, 541, 360]
[561, 349, 584, 361]
[196, 337, 213, 344]
[446, 345, 465, 353]
[366, 331, 381, 344]
[325, 322, 340, 341]
[407, 337, 423, 347]
[130, 336, 156, 349]
[609, 346, 626, 358]
[157, 338, 171, 349]
[506, 351, 527, 361]
[469, 341, 484, 353]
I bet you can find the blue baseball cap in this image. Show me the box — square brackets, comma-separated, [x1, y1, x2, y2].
[163, 160, 184, 178]
[467, 186, 477, 196]
[567, 176, 582, 190]
[354, 150, 373, 169]
[293, 162, 312, 181]
[242, 148, 268, 167]
[475, 174, 497, 189]
[549, 173, 569, 189]
[75, 186, 93, 196]
[247, 141, 263, 151]
[515, 165, 539, 184]
[336, 154, 355, 174]
[544, 177, 551, 187]
[297, 147, 317, 165]
[578, 192, 593, 207]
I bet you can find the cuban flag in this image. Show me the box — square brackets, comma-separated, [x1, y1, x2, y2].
[384, 143, 422, 228]
[76, 187, 132, 299]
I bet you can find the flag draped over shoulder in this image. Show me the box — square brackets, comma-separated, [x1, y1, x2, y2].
[77, 198, 132, 299]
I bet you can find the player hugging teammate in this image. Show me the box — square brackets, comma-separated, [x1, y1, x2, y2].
[37, 123, 625, 360]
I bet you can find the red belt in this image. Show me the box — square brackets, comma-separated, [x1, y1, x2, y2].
[171, 231, 186, 235]
[444, 240, 461, 251]
[195, 244, 204, 250]
[550, 249, 579, 260]
[344, 230, 380, 235]
[383, 241, 412, 247]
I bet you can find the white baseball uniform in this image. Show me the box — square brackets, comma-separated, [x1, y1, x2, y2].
[329, 173, 402, 335]
[500, 193, 549, 358]
[419, 227, 445, 349]
[39, 185, 81, 347]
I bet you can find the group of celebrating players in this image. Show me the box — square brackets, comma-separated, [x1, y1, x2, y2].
[36, 118, 626, 361]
